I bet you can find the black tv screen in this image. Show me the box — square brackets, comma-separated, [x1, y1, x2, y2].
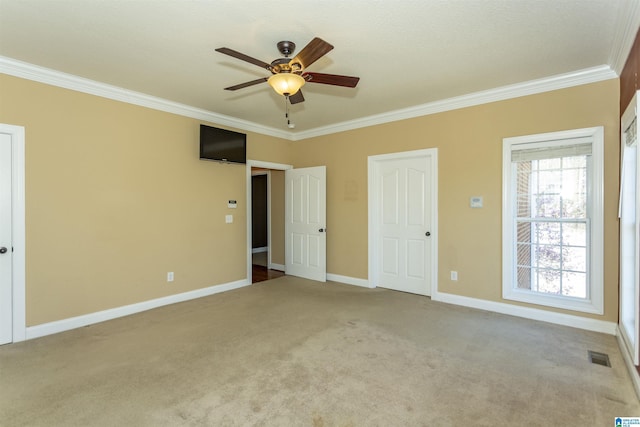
[199, 124, 246, 164]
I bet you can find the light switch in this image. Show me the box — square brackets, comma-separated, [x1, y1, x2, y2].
[225, 214, 233, 223]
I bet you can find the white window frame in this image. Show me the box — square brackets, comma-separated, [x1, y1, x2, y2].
[502, 127, 604, 314]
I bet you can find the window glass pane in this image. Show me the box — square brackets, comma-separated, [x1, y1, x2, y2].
[517, 266, 531, 290]
[517, 243, 531, 267]
[534, 194, 561, 218]
[561, 272, 587, 298]
[562, 155, 586, 169]
[564, 246, 586, 272]
[562, 222, 586, 246]
[535, 268, 561, 294]
[533, 222, 560, 245]
[516, 195, 531, 217]
[516, 222, 532, 243]
[534, 244, 561, 270]
[560, 167, 586, 219]
[537, 170, 562, 194]
[538, 158, 561, 170]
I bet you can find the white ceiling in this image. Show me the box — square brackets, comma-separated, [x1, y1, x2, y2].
[1, 1, 639, 138]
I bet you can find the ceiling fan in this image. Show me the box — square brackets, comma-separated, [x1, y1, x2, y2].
[215, 37, 360, 105]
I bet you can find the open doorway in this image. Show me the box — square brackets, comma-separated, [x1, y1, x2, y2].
[250, 170, 284, 283]
[247, 161, 292, 283]
[251, 171, 268, 265]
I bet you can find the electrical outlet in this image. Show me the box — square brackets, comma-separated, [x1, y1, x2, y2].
[167, 272, 174, 282]
[450, 271, 458, 281]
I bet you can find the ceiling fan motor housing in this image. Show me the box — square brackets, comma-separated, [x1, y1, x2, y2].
[270, 57, 295, 74]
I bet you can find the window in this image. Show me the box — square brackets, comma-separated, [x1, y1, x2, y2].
[502, 127, 604, 314]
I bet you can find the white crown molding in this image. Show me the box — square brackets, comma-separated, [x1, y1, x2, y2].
[1, 56, 617, 142]
[293, 65, 617, 141]
[609, 0, 640, 75]
[0, 56, 291, 140]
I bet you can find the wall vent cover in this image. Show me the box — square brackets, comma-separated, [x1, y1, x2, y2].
[588, 350, 611, 367]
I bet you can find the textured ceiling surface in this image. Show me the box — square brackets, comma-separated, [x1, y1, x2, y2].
[0, 1, 636, 134]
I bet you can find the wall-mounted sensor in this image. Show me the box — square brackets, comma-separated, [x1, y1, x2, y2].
[470, 196, 483, 208]
[228, 200, 237, 208]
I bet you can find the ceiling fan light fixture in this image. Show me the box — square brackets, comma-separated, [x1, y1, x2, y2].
[268, 73, 305, 96]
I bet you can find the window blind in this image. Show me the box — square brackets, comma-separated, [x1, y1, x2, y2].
[511, 137, 592, 162]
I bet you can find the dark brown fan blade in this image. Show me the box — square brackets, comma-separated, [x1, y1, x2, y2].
[288, 90, 305, 104]
[289, 37, 333, 70]
[223, 77, 269, 91]
[215, 47, 273, 71]
[303, 72, 360, 88]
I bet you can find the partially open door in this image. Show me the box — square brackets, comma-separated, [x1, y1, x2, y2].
[285, 166, 326, 282]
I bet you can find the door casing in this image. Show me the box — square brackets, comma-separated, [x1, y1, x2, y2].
[246, 160, 292, 283]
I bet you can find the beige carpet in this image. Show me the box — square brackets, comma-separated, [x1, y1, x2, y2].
[1, 276, 638, 426]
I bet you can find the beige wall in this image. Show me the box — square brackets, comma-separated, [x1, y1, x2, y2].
[0, 72, 621, 326]
[0, 74, 293, 325]
[291, 79, 620, 321]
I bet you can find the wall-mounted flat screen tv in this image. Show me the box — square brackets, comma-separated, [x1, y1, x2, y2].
[199, 124, 246, 164]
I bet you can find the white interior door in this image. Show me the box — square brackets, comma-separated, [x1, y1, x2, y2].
[373, 153, 434, 296]
[285, 166, 326, 282]
[619, 91, 639, 365]
[0, 132, 13, 345]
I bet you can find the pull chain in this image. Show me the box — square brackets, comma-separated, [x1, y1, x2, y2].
[284, 96, 295, 129]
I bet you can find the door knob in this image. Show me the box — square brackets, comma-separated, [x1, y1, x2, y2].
[425, 232, 431, 237]
[0, 247, 7, 254]
[319, 228, 325, 233]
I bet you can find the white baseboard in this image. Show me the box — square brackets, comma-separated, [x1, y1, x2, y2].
[327, 273, 371, 288]
[252, 247, 267, 254]
[431, 290, 617, 335]
[617, 326, 640, 401]
[25, 279, 250, 340]
[269, 263, 285, 271]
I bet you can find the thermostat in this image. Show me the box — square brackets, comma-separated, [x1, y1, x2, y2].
[470, 196, 483, 208]
[228, 200, 237, 208]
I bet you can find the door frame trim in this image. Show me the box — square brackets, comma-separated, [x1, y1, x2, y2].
[246, 160, 292, 283]
[1, 124, 26, 343]
[368, 148, 438, 296]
